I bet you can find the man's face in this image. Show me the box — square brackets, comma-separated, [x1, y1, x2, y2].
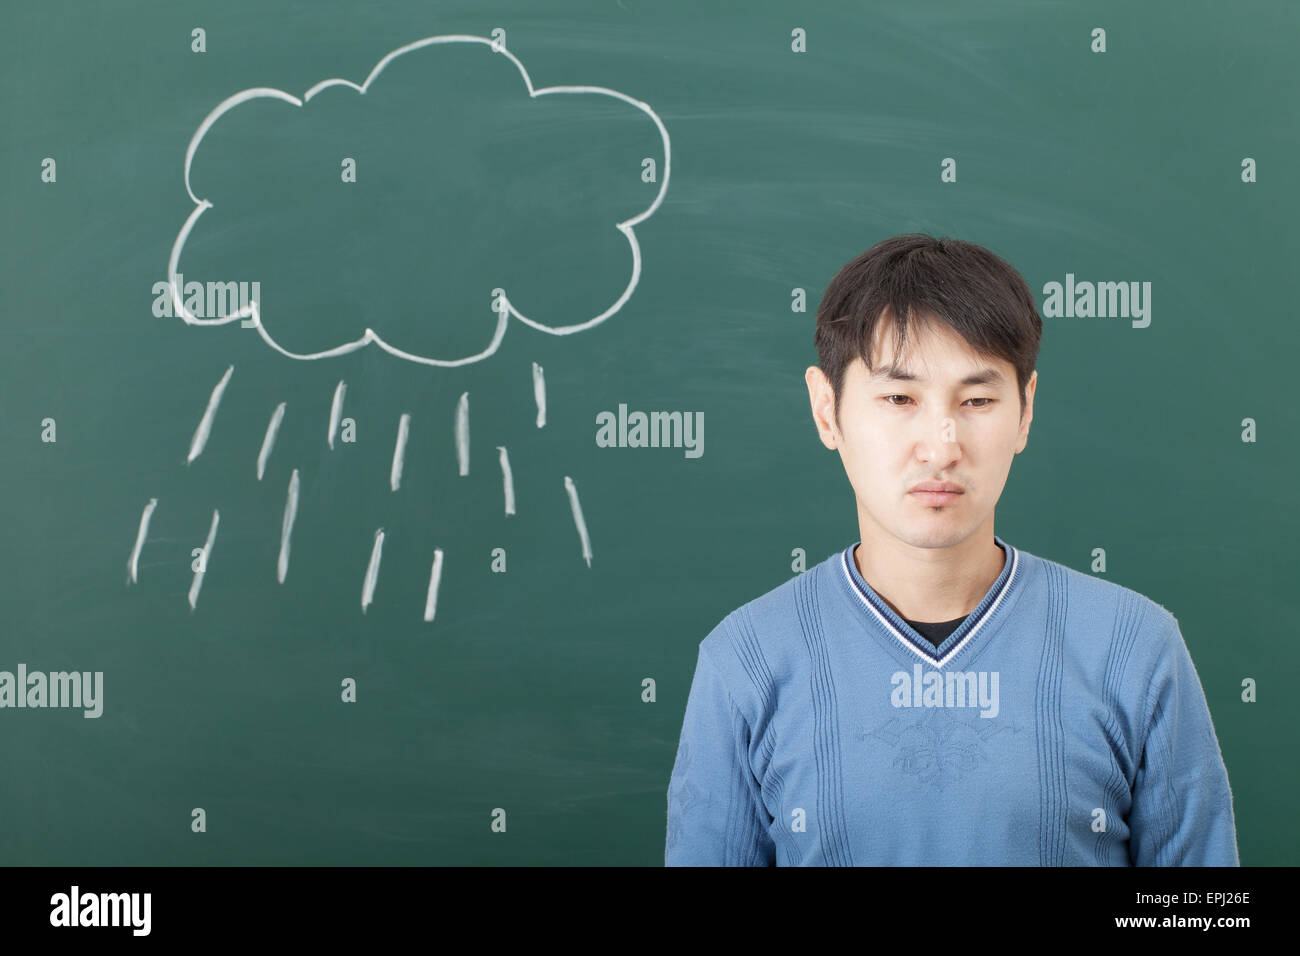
[806, 317, 1036, 551]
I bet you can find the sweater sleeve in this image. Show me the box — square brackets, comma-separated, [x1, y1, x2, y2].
[1127, 614, 1239, 866]
[665, 641, 776, 866]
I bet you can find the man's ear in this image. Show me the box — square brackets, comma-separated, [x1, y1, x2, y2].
[806, 366, 838, 450]
[1015, 369, 1037, 453]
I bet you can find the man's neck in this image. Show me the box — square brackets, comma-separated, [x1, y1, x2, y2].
[853, 529, 1005, 624]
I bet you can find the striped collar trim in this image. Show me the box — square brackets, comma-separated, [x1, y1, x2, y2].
[838, 535, 1021, 668]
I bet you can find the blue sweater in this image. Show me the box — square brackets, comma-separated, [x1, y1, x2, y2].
[665, 536, 1239, 866]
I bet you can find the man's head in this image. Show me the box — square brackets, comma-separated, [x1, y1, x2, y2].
[806, 234, 1042, 550]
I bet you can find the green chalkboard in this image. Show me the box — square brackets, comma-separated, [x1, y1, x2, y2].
[1, 0, 1294, 865]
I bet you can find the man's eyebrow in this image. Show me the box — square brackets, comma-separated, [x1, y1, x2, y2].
[870, 364, 1006, 387]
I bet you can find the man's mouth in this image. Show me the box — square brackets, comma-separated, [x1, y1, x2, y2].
[910, 490, 962, 504]
[909, 481, 964, 505]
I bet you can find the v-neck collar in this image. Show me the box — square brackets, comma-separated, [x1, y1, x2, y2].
[837, 534, 1022, 668]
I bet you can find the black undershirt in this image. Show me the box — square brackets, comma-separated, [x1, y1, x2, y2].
[876, 544, 1004, 649]
[903, 616, 967, 649]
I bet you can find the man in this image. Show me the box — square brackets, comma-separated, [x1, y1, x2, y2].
[665, 234, 1238, 866]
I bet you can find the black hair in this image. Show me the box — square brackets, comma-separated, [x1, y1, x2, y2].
[814, 234, 1042, 423]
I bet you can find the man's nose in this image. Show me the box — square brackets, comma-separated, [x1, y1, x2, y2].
[917, 415, 960, 463]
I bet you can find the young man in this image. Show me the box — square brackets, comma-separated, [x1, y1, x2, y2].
[665, 234, 1238, 866]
